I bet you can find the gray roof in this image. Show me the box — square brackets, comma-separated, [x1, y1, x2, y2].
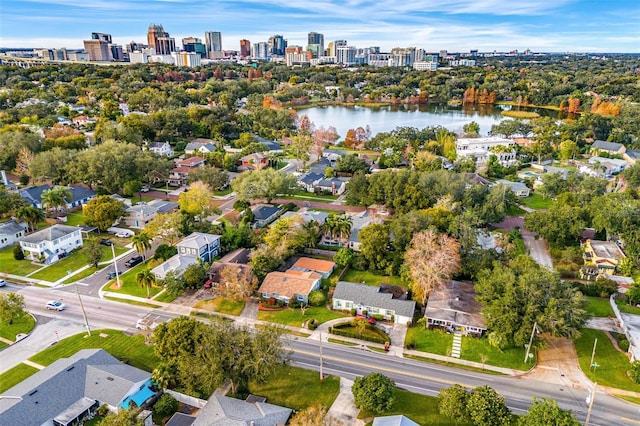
[425, 280, 486, 330]
[592, 140, 623, 152]
[373, 415, 420, 426]
[68, 185, 96, 202]
[185, 141, 216, 152]
[167, 412, 196, 426]
[0, 349, 151, 426]
[333, 281, 416, 317]
[280, 210, 328, 224]
[178, 232, 221, 250]
[309, 158, 331, 173]
[19, 184, 52, 205]
[0, 219, 25, 236]
[252, 205, 281, 221]
[625, 150, 640, 160]
[496, 179, 529, 192]
[152, 254, 198, 279]
[21, 224, 80, 244]
[298, 172, 323, 185]
[126, 199, 179, 216]
[261, 141, 282, 152]
[192, 394, 291, 426]
[316, 178, 344, 189]
[349, 211, 380, 243]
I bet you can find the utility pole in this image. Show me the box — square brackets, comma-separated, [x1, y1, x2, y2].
[589, 338, 598, 371]
[524, 321, 537, 363]
[319, 331, 323, 382]
[584, 383, 597, 426]
[111, 243, 120, 288]
[76, 286, 91, 336]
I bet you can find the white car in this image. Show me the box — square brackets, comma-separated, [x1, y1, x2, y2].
[46, 300, 66, 311]
[0, 279, 6, 287]
[115, 231, 132, 238]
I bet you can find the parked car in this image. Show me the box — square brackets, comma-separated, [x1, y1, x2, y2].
[124, 255, 143, 267]
[99, 239, 113, 246]
[140, 186, 150, 192]
[0, 279, 6, 287]
[106, 271, 120, 280]
[46, 300, 66, 311]
[115, 231, 132, 238]
[356, 313, 376, 324]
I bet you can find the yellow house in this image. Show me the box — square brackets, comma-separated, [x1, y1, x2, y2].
[583, 239, 626, 275]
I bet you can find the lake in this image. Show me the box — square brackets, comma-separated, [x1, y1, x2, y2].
[301, 104, 514, 138]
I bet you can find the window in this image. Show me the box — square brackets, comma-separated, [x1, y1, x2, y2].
[386, 310, 393, 316]
[345, 302, 351, 308]
[335, 301, 342, 307]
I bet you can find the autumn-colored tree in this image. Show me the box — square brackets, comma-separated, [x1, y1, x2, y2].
[567, 97, 581, 114]
[344, 129, 357, 148]
[218, 265, 258, 302]
[404, 229, 461, 305]
[298, 114, 315, 133]
[14, 147, 34, 179]
[262, 96, 282, 110]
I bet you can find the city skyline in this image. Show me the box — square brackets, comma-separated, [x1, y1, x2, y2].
[1, 0, 639, 53]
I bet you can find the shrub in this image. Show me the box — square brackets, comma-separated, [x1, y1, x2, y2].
[97, 404, 110, 417]
[308, 319, 318, 330]
[13, 245, 24, 260]
[372, 314, 384, 321]
[405, 338, 416, 350]
[308, 290, 327, 307]
[330, 322, 389, 344]
[350, 308, 357, 316]
[154, 244, 178, 261]
[352, 373, 395, 413]
[154, 393, 178, 419]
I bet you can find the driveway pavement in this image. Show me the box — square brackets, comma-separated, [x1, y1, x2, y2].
[522, 235, 554, 269]
[325, 378, 365, 426]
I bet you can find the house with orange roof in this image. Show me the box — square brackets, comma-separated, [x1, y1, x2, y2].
[291, 257, 336, 278]
[258, 270, 322, 305]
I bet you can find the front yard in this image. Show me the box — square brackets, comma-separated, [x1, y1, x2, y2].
[585, 296, 615, 317]
[102, 263, 163, 299]
[257, 305, 347, 327]
[193, 297, 245, 316]
[341, 269, 409, 287]
[574, 328, 640, 392]
[0, 312, 36, 346]
[0, 245, 41, 276]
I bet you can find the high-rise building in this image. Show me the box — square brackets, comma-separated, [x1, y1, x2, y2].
[204, 31, 223, 58]
[91, 32, 112, 43]
[252, 42, 269, 59]
[268, 34, 286, 56]
[147, 24, 176, 55]
[330, 40, 346, 56]
[83, 33, 112, 62]
[172, 51, 201, 67]
[336, 46, 356, 65]
[182, 37, 207, 58]
[305, 44, 322, 59]
[110, 44, 124, 61]
[239, 39, 251, 58]
[126, 41, 147, 53]
[308, 32, 324, 55]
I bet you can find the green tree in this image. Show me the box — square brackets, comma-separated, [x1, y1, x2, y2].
[290, 133, 313, 168]
[0, 293, 25, 325]
[98, 408, 142, 426]
[334, 247, 355, 267]
[159, 271, 185, 298]
[467, 385, 512, 426]
[131, 232, 152, 261]
[178, 181, 215, 218]
[518, 398, 580, 426]
[85, 238, 103, 269]
[13, 244, 25, 260]
[358, 223, 391, 271]
[182, 263, 206, 289]
[438, 384, 470, 422]
[187, 165, 229, 190]
[82, 195, 126, 231]
[463, 121, 480, 136]
[136, 269, 156, 299]
[630, 361, 640, 384]
[122, 180, 142, 198]
[145, 212, 185, 246]
[352, 373, 395, 413]
[525, 203, 587, 245]
[41, 187, 71, 217]
[231, 168, 298, 203]
[15, 205, 44, 233]
[153, 393, 178, 419]
[154, 244, 178, 261]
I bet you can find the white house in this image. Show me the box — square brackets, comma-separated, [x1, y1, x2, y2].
[124, 199, 179, 229]
[496, 179, 531, 197]
[332, 281, 416, 324]
[151, 232, 221, 279]
[184, 139, 217, 155]
[0, 220, 27, 249]
[148, 141, 174, 157]
[456, 137, 517, 168]
[20, 224, 83, 264]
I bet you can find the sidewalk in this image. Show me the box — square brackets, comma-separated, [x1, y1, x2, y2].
[325, 378, 365, 426]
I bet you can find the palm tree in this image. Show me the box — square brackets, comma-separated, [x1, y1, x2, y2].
[15, 206, 44, 233]
[131, 232, 152, 260]
[302, 220, 321, 248]
[136, 269, 156, 299]
[40, 187, 72, 217]
[334, 215, 353, 245]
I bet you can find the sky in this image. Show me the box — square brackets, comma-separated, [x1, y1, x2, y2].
[1, 0, 639, 53]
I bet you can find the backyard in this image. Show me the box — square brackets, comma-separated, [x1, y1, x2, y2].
[574, 328, 640, 392]
[520, 193, 553, 210]
[341, 269, 409, 287]
[257, 305, 347, 327]
[585, 296, 615, 318]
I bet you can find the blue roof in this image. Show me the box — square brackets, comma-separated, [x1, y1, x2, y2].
[252, 205, 281, 221]
[119, 380, 154, 409]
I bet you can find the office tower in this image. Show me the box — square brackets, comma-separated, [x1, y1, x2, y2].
[182, 37, 207, 58]
[172, 52, 201, 67]
[308, 32, 324, 55]
[331, 39, 346, 56]
[83, 33, 112, 61]
[239, 39, 251, 57]
[252, 42, 269, 59]
[110, 44, 124, 61]
[268, 34, 286, 56]
[306, 44, 322, 59]
[336, 46, 356, 65]
[204, 31, 223, 58]
[147, 24, 176, 55]
[126, 41, 147, 53]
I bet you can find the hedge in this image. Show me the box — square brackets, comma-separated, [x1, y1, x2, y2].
[329, 323, 389, 344]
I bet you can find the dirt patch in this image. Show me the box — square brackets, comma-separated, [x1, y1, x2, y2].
[520, 335, 592, 390]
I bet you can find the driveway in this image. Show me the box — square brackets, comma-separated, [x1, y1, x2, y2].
[522, 235, 554, 269]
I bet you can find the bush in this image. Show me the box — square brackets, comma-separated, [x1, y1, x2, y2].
[350, 308, 357, 316]
[576, 279, 617, 298]
[308, 290, 327, 307]
[308, 319, 319, 330]
[372, 314, 384, 321]
[405, 338, 416, 350]
[154, 393, 178, 419]
[352, 373, 395, 413]
[330, 322, 388, 344]
[154, 244, 178, 261]
[97, 404, 110, 417]
[12, 245, 24, 260]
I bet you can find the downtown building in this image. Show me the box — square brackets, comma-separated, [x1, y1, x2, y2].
[147, 24, 176, 55]
[82, 32, 112, 61]
[204, 31, 224, 59]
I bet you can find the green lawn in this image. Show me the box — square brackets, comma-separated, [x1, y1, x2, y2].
[257, 305, 347, 327]
[104, 296, 161, 308]
[405, 327, 531, 370]
[102, 263, 163, 299]
[341, 269, 409, 287]
[215, 299, 245, 316]
[247, 364, 340, 411]
[0, 313, 36, 342]
[64, 211, 86, 226]
[359, 388, 470, 426]
[574, 328, 640, 392]
[585, 296, 615, 318]
[506, 204, 526, 216]
[213, 188, 233, 196]
[520, 193, 553, 210]
[29, 243, 129, 282]
[616, 300, 640, 315]
[29, 329, 160, 372]
[0, 363, 40, 393]
[0, 245, 41, 276]
[62, 267, 98, 284]
[291, 190, 339, 201]
[154, 290, 178, 303]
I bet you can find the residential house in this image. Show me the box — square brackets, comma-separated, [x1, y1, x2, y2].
[309, 157, 332, 175]
[373, 415, 420, 426]
[71, 115, 96, 127]
[206, 248, 252, 286]
[151, 253, 198, 280]
[19, 184, 96, 210]
[0, 220, 27, 249]
[587, 156, 627, 177]
[20, 224, 83, 264]
[315, 178, 346, 195]
[239, 152, 268, 171]
[19, 184, 53, 209]
[109, 193, 132, 208]
[258, 270, 322, 305]
[1, 170, 17, 190]
[464, 172, 491, 186]
[148, 141, 174, 157]
[531, 164, 570, 180]
[169, 393, 292, 426]
[168, 156, 206, 187]
[260, 140, 283, 153]
[291, 257, 336, 278]
[251, 205, 282, 228]
[349, 211, 383, 251]
[591, 140, 626, 156]
[332, 281, 416, 324]
[455, 137, 517, 167]
[279, 209, 329, 225]
[298, 172, 324, 192]
[512, 138, 535, 149]
[184, 140, 217, 155]
[425, 280, 487, 336]
[623, 150, 640, 165]
[496, 179, 530, 197]
[582, 239, 626, 275]
[67, 185, 97, 208]
[0, 349, 155, 426]
[323, 148, 346, 163]
[177, 232, 221, 263]
[124, 199, 179, 229]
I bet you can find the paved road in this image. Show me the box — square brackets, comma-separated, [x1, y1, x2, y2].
[523, 235, 554, 269]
